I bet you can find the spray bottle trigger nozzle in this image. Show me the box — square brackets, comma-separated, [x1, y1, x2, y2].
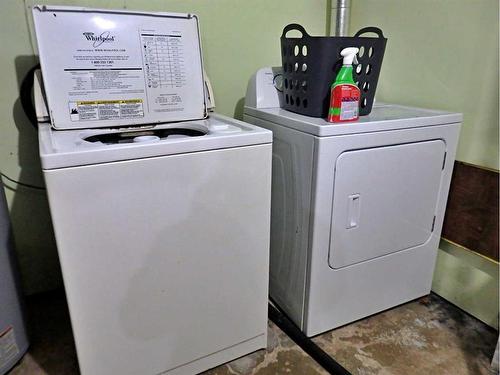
[340, 47, 359, 66]
[353, 54, 358, 65]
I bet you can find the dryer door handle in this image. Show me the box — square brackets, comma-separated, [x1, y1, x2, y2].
[346, 194, 360, 229]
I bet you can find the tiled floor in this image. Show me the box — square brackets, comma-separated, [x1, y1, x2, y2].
[7, 291, 498, 375]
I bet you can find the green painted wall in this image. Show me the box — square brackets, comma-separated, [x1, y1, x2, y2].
[350, 0, 499, 170]
[0, 1, 61, 295]
[349, 0, 499, 328]
[0, 0, 328, 294]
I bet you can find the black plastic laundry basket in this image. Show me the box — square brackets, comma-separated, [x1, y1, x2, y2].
[280, 24, 387, 118]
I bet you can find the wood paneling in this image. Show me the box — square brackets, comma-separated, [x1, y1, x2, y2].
[442, 162, 499, 261]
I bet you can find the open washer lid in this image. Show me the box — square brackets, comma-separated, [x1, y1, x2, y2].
[32, 5, 207, 130]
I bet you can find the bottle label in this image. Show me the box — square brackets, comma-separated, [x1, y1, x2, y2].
[328, 84, 360, 122]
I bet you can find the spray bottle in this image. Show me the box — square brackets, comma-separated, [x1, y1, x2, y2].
[327, 47, 360, 123]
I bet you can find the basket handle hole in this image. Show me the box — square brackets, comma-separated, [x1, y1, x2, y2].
[362, 82, 370, 92]
[302, 45, 308, 56]
[294, 45, 300, 57]
[368, 47, 374, 58]
[356, 64, 363, 75]
[284, 79, 288, 89]
[290, 96, 295, 105]
[293, 79, 299, 90]
[361, 97, 367, 108]
[285, 94, 289, 104]
[365, 64, 372, 75]
[358, 46, 365, 58]
[294, 63, 299, 72]
[302, 63, 307, 72]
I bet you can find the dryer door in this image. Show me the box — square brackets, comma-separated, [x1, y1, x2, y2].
[329, 140, 446, 269]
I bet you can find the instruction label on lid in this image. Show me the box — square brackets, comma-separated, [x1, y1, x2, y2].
[69, 99, 144, 121]
[32, 6, 206, 129]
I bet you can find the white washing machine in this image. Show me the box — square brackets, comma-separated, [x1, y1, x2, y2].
[33, 7, 271, 375]
[244, 67, 461, 337]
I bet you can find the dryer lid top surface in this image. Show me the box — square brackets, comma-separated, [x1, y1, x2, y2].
[244, 103, 462, 136]
[32, 5, 207, 130]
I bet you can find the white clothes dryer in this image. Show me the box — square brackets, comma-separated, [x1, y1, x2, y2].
[244, 67, 461, 337]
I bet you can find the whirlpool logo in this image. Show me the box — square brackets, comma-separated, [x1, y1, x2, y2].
[83, 31, 115, 47]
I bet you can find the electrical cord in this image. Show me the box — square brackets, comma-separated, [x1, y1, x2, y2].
[1, 173, 45, 190]
[3, 63, 45, 191]
[268, 299, 352, 375]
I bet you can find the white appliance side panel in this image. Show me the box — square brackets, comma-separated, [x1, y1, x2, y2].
[329, 140, 446, 269]
[43, 144, 271, 375]
[244, 114, 314, 329]
[33, 6, 206, 129]
[304, 123, 460, 336]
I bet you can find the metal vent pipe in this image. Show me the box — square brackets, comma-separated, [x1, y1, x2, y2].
[330, 0, 351, 36]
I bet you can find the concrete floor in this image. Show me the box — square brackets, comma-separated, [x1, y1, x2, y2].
[7, 291, 498, 375]
[312, 295, 498, 375]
